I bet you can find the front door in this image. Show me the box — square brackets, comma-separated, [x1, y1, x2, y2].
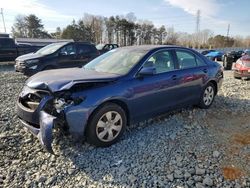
[58, 44, 78, 68]
[129, 50, 182, 120]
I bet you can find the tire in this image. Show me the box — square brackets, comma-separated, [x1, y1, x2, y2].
[86, 103, 127, 147]
[224, 57, 232, 70]
[198, 83, 216, 109]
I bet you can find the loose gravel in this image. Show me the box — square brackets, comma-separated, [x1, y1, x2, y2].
[0, 70, 249, 188]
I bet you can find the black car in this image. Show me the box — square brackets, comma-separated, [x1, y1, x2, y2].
[0, 37, 39, 61]
[222, 50, 243, 70]
[15, 42, 100, 76]
[96, 43, 119, 54]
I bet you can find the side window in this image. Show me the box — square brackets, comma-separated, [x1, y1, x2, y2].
[176, 51, 197, 69]
[196, 56, 207, 66]
[144, 51, 175, 74]
[78, 44, 92, 55]
[60, 44, 76, 55]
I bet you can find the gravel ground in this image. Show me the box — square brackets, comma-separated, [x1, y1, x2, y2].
[0, 69, 249, 188]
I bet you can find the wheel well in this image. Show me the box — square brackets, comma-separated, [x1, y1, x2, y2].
[87, 99, 130, 127]
[208, 80, 218, 95]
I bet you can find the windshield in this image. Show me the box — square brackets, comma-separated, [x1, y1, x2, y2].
[36, 42, 68, 55]
[84, 48, 146, 75]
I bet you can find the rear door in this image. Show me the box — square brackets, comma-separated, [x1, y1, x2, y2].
[173, 49, 209, 104]
[76, 44, 98, 66]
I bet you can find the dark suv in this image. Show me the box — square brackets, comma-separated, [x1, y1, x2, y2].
[15, 42, 100, 76]
[222, 50, 243, 70]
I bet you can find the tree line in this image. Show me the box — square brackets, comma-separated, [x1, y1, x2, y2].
[11, 13, 250, 48]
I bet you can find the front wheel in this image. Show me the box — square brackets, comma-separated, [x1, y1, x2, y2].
[198, 83, 215, 109]
[86, 103, 127, 147]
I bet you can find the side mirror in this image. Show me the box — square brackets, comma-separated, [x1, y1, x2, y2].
[138, 67, 156, 77]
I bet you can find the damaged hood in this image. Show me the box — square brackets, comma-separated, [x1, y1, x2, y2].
[26, 68, 120, 92]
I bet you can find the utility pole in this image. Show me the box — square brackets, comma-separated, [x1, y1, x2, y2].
[0, 8, 6, 33]
[195, 10, 201, 48]
[226, 24, 230, 38]
[196, 10, 200, 33]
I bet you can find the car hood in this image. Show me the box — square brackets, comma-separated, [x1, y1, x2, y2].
[16, 52, 45, 61]
[26, 68, 120, 92]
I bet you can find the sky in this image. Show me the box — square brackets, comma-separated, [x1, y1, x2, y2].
[0, 0, 249, 37]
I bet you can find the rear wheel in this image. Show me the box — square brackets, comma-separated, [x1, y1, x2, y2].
[198, 83, 215, 109]
[86, 103, 127, 147]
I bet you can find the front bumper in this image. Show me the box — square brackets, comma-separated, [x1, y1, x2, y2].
[15, 63, 38, 76]
[234, 70, 250, 78]
[17, 87, 91, 153]
[20, 111, 55, 153]
[17, 94, 56, 153]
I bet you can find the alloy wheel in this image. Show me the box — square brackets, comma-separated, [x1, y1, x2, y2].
[203, 86, 214, 106]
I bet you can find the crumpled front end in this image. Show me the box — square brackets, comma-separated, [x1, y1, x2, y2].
[16, 85, 88, 154]
[16, 86, 57, 153]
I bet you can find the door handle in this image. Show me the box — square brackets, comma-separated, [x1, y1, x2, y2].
[172, 75, 177, 80]
[203, 69, 208, 73]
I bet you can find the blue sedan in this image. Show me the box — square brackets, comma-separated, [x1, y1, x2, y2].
[205, 51, 224, 61]
[17, 46, 223, 153]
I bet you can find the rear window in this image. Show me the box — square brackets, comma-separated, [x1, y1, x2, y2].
[176, 50, 206, 69]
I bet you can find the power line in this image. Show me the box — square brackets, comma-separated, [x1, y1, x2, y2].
[0, 8, 6, 33]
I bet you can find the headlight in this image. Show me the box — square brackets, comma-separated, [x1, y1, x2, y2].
[26, 59, 39, 64]
[29, 65, 38, 69]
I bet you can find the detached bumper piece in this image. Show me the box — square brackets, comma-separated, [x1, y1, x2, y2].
[17, 90, 57, 153]
[20, 111, 56, 154]
[38, 111, 56, 154]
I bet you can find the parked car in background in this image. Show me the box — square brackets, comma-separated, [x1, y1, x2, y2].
[205, 51, 224, 61]
[242, 49, 250, 56]
[16, 45, 223, 153]
[96, 43, 119, 54]
[15, 42, 100, 76]
[222, 50, 243, 70]
[200, 49, 216, 55]
[234, 55, 250, 79]
[0, 37, 40, 61]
